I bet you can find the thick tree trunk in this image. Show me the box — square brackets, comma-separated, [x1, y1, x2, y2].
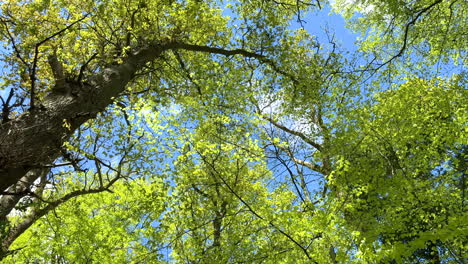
[0, 43, 166, 192]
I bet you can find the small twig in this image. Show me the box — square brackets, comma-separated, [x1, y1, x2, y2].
[0, 19, 28, 67]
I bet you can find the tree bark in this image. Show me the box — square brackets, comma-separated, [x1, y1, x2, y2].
[0, 169, 47, 220]
[0, 41, 168, 192]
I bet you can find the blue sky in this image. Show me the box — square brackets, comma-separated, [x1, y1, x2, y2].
[297, 5, 358, 52]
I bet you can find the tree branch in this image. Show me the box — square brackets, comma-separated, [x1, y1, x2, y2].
[0, 169, 48, 220]
[260, 114, 323, 152]
[1, 173, 120, 254]
[376, 0, 444, 69]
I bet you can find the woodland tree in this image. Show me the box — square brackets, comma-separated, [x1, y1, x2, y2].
[0, 0, 466, 262]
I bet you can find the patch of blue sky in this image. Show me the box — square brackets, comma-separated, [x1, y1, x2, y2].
[0, 45, 13, 98]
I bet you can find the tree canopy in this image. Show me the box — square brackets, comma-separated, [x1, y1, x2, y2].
[0, 0, 466, 263]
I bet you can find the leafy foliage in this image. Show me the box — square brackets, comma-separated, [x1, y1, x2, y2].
[0, 0, 466, 263]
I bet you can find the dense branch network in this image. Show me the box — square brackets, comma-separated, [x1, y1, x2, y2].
[0, 40, 282, 193]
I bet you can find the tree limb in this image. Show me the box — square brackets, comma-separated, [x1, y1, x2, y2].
[1, 173, 120, 255]
[260, 114, 323, 151]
